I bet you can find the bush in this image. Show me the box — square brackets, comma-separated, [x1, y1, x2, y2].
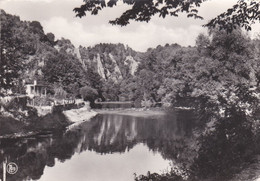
[191, 107, 256, 180]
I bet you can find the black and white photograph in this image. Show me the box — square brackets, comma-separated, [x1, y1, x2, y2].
[1, 0, 260, 180]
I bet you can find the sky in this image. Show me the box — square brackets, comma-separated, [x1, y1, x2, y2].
[1, 0, 260, 52]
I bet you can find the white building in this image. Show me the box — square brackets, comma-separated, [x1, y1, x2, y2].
[25, 80, 47, 98]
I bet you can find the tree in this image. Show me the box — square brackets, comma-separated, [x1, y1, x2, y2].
[45, 33, 55, 46]
[74, 0, 260, 31]
[42, 46, 89, 97]
[80, 86, 98, 107]
[0, 10, 25, 95]
[206, 0, 260, 32]
[195, 33, 210, 55]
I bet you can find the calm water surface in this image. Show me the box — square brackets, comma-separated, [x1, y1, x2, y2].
[0, 109, 199, 181]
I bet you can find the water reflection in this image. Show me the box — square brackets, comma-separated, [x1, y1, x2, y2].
[41, 144, 171, 181]
[0, 109, 199, 181]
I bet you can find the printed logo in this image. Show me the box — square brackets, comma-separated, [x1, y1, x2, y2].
[7, 162, 18, 175]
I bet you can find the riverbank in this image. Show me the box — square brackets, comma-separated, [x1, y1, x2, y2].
[63, 106, 97, 123]
[0, 112, 71, 138]
[0, 104, 98, 138]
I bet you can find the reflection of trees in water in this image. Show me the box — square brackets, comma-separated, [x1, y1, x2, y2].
[144, 110, 199, 166]
[0, 137, 54, 181]
[0, 109, 199, 181]
[82, 110, 198, 158]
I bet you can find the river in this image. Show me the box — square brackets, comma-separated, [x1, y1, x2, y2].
[0, 108, 200, 181]
[0, 106, 259, 181]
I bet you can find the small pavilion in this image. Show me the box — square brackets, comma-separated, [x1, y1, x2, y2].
[25, 80, 47, 97]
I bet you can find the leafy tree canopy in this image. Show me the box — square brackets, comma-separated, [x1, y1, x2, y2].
[0, 10, 25, 94]
[80, 85, 99, 107]
[74, 0, 260, 32]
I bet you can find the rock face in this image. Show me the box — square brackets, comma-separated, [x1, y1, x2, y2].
[78, 43, 141, 82]
[53, 41, 142, 83]
[51, 38, 142, 84]
[125, 55, 139, 76]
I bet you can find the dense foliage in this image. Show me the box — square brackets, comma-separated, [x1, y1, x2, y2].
[74, 0, 260, 32]
[0, 10, 93, 98]
[0, 10, 26, 94]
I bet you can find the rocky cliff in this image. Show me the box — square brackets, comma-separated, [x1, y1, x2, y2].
[77, 43, 141, 82]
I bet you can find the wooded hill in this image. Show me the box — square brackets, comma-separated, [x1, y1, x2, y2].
[1, 9, 260, 110]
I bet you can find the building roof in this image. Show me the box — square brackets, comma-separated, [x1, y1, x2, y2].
[24, 80, 47, 87]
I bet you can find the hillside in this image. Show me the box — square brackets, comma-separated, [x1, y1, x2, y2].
[0, 9, 187, 103]
[1, 9, 90, 98]
[1, 9, 260, 108]
[0, 10, 143, 101]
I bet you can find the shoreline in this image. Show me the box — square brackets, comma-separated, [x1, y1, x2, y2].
[0, 106, 192, 138]
[63, 106, 97, 123]
[63, 106, 98, 131]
